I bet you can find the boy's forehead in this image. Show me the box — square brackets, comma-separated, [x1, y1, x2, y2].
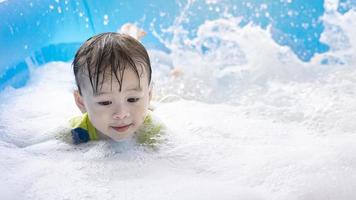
[99, 77, 141, 91]
[81, 67, 148, 94]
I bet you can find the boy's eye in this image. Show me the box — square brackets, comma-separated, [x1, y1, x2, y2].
[127, 98, 140, 103]
[98, 101, 112, 106]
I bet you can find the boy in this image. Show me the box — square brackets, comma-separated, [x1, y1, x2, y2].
[65, 32, 163, 146]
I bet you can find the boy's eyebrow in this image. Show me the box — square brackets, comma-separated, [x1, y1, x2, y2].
[93, 87, 142, 96]
[125, 87, 142, 92]
[93, 91, 110, 96]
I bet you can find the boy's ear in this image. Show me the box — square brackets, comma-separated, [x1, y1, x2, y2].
[73, 90, 86, 113]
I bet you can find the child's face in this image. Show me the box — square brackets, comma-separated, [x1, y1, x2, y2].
[75, 68, 151, 141]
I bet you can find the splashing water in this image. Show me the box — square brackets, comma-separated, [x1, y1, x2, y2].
[1, 1, 356, 200]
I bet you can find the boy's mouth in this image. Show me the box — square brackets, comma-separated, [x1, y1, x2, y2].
[111, 124, 132, 132]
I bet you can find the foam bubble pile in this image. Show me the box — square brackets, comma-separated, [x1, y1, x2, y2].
[0, 1, 356, 199]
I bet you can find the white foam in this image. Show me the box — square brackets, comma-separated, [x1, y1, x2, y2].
[0, 62, 79, 147]
[1, 7, 356, 200]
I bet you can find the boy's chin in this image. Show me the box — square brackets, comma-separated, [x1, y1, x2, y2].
[108, 131, 136, 142]
[97, 130, 134, 142]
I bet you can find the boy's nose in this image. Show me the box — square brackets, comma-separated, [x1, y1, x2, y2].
[112, 112, 129, 120]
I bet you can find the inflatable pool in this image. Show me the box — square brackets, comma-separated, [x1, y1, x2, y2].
[1, 0, 356, 199]
[0, 0, 175, 90]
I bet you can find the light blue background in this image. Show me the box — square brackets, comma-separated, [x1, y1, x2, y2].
[0, 0, 355, 90]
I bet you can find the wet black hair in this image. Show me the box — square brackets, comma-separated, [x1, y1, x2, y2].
[72, 32, 151, 95]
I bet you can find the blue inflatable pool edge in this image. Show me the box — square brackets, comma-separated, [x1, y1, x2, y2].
[0, 0, 173, 91]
